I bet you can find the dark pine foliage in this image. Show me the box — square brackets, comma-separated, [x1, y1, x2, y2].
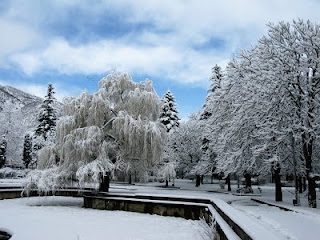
[159, 90, 180, 133]
[22, 133, 32, 168]
[0, 135, 7, 168]
[35, 83, 57, 140]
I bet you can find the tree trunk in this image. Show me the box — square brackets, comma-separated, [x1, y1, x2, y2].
[129, 174, 132, 184]
[294, 176, 300, 206]
[303, 177, 306, 192]
[303, 134, 316, 208]
[308, 177, 317, 208]
[298, 176, 303, 193]
[244, 173, 251, 188]
[165, 179, 168, 187]
[291, 131, 299, 205]
[211, 174, 213, 184]
[271, 170, 274, 183]
[226, 174, 231, 191]
[99, 173, 109, 192]
[274, 164, 282, 202]
[237, 175, 240, 188]
[196, 175, 201, 187]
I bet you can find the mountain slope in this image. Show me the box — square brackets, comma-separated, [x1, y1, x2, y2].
[0, 85, 62, 166]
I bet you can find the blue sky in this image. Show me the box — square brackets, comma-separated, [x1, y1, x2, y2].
[1, 0, 320, 119]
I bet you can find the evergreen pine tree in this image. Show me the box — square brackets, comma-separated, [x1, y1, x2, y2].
[159, 90, 180, 186]
[35, 83, 57, 140]
[159, 90, 180, 132]
[0, 135, 7, 168]
[200, 64, 223, 120]
[22, 134, 32, 169]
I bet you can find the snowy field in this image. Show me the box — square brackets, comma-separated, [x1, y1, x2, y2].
[109, 180, 320, 240]
[0, 196, 213, 240]
[2, 178, 320, 239]
[230, 198, 320, 240]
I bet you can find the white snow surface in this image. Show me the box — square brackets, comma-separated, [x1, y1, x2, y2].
[0, 196, 212, 240]
[231, 198, 320, 240]
[106, 180, 320, 240]
[2, 178, 320, 239]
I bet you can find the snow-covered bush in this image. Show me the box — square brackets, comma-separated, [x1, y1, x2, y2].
[236, 186, 253, 194]
[219, 181, 225, 189]
[197, 218, 216, 240]
[0, 167, 29, 179]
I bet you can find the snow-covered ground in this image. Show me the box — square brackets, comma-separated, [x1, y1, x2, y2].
[230, 198, 320, 240]
[109, 179, 320, 240]
[0, 196, 213, 240]
[2, 178, 320, 239]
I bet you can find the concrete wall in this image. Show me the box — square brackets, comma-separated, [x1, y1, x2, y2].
[84, 196, 211, 222]
[0, 189, 22, 200]
[0, 189, 91, 200]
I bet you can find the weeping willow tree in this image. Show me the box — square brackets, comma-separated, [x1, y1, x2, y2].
[26, 73, 166, 192]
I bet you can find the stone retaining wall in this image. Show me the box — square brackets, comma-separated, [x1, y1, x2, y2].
[84, 195, 211, 223]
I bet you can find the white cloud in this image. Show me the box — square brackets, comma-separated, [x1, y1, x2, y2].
[112, 0, 320, 46]
[0, 20, 39, 64]
[9, 38, 229, 86]
[2, 0, 320, 86]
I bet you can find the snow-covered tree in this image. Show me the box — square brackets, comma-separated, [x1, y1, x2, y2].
[0, 135, 7, 168]
[22, 133, 32, 169]
[270, 20, 320, 207]
[202, 20, 320, 206]
[200, 64, 223, 120]
[26, 73, 165, 192]
[202, 46, 294, 193]
[35, 83, 57, 141]
[32, 83, 58, 168]
[197, 64, 224, 182]
[160, 90, 180, 132]
[176, 114, 203, 177]
[157, 114, 203, 186]
[157, 135, 178, 187]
